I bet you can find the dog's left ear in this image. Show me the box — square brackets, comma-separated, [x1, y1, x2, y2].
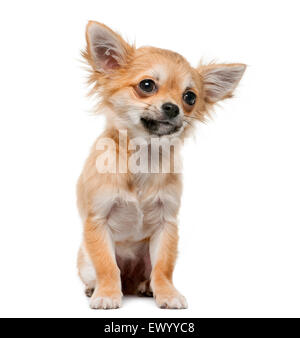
[85, 21, 134, 73]
[198, 63, 246, 103]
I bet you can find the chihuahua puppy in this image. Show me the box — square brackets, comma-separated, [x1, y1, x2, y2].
[77, 21, 245, 309]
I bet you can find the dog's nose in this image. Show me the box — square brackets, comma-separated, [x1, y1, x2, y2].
[162, 102, 179, 119]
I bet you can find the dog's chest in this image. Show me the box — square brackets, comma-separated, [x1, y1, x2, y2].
[106, 174, 180, 242]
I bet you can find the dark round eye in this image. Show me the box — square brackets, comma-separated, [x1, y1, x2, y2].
[139, 79, 156, 93]
[183, 91, 196, 105]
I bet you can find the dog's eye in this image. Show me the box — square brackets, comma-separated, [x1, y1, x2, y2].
[183, 91, 196, 106]
[139, 79, 156, 93]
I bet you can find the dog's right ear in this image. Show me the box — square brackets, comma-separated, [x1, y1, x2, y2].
[85, 21, 134, 73]
[198, 63, 246, 104]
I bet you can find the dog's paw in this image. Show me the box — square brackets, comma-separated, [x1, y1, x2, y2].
[155, 292, 188, 309]
[85, 287, 94, 298]
[89, 293, 122, 309]
[137, 280, 153, 297]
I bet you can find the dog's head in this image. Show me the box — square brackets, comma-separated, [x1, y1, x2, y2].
[83, 21, 245, 138]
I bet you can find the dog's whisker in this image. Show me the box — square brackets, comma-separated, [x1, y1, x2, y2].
[183, 115, 198, 121]
[183, 118, 192, 126]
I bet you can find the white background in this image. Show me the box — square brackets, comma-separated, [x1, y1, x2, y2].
[0, 0, 299, 318]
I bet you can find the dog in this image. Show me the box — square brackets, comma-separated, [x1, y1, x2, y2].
[77, 21, 246, 309]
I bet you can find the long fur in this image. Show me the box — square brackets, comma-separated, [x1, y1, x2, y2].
[77, 21, 246, 309]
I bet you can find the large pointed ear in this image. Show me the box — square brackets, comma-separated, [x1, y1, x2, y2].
[85, 21, 134, 73]
[199, 63, 246, 103]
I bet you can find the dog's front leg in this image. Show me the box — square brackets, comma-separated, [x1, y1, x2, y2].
[150, 222, 187, 309]
[84, 217, 122, 309]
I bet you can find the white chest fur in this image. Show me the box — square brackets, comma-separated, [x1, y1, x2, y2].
[92, 173, 181, 243]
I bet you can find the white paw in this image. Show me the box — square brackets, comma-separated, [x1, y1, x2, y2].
[155, 293, 188, 309]
[89, 295, 122, 309]
[137, 280, 153, 297]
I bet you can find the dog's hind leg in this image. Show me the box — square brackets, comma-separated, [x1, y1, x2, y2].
[137, 279, 153, 297]
[77, 244, 96, 297]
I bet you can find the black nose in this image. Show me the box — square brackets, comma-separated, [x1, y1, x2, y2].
[162, 102, 179, 119]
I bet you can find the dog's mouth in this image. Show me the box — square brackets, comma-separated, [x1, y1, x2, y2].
[141, 118, 181, 136]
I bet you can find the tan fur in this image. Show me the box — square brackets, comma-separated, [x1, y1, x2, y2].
[77, 21, 246, 309]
